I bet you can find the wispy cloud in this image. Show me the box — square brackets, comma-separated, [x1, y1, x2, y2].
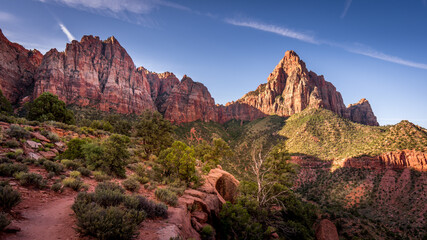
[39, 0, 190, 26]
[59, 23, 75, 42]
[347, 48, 427, 70]
[0, 11, 16, 22]
[225, 18, 427, 71]
[341, 0, 353, 18]
[225, 19, 318, 44]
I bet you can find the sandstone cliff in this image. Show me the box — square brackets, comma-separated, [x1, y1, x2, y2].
[236, 50, 379, 126]
[0, 29, 43, 104]
[33, 35, 155, 114]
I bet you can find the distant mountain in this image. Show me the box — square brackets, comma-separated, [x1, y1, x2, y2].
[0, 30, 377, 125]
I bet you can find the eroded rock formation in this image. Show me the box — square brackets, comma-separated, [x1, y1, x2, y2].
[33, 35, 155, 114]
[237, 50, 378, 126]
[0, 29, 42, 104]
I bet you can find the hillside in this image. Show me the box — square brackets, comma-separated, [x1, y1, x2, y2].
[279, 108, 427, 161]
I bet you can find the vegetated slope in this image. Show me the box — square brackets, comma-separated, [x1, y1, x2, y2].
[175, 116, 286, 179]
[279, 108, 427, 160]
[296, 166, 426, 239]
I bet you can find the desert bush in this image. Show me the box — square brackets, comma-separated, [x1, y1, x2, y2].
[0, 163, 28, 177]
[27, 92, 74, 124]
[122, 176, 140, 192]
[0, 184, 21, 211]
[46, 132, 60, 142]
[124, 195, 168, 219]
[72, 183, 146, 239]
[47, 171, 55, 179]
[0, 212, 10, 231]
[77, 167, 91, 177]
[200, 224, 215, 240]
[154, 188, 178, 206]
[5, 139, 19, 148]
[62, 138, 87, 160]
[6, 152, 16, 159]
[15, 172, 46, 189]
[43, 160, 64, 174]
[0, 89, 12, 114]
[51, 182, 62, 192]
[93, 171, 111, 182]
[90, 120, 114, 132]
[60, 159, 81, 170]
[69, 171, 81, 178]
[6, 125, 30, 139]
[93, 182, 126, 207]
[62, 177, 84, 191]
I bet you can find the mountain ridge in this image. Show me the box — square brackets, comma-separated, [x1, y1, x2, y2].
[0, 31, 378, 126]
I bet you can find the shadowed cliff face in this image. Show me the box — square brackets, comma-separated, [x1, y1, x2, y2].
[0, 29, 42, 104]
[0, 31, 377, 125]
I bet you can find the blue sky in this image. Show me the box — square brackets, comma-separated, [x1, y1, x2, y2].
[1, 0, 426, 127]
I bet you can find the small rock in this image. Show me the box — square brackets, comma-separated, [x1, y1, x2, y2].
[28, 152, 42, 160]
[27, 140, 42, 149]
[4, 224, 21, 233]
[315, 219, 339, 240]
[55, 142, 65, 148]
[39, 151, 56, 159]
[31, 132, 50, 142]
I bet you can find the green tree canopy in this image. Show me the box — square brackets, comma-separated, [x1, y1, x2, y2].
[135, 110, 173, 156]
[158, 141, 197, 183]
[0, 89, 13, 114]
[27, 92, 74, 124]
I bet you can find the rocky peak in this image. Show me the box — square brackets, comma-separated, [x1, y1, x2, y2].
[347, 98, 378, 126]
[0, 29, 43, 104]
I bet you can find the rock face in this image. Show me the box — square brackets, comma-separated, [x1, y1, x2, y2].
[33, 35, 155, 114]
[0, 29, 43, 104]
[342, 149, 427, 171]
[237, 50, 378, 126]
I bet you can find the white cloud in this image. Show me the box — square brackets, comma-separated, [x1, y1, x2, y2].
[225, 19, 318, 44]
[41, 0, 190, 14]
[0, 11, 16, 22]
[59, 23, 75, 42]
[225, 18, 427, 71]
[341, 0, 353, 18]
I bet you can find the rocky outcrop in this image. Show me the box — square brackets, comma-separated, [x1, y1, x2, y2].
[142, 67, 180, 113]
[0, 29, 43, 104]
[342, 150, 427, 171]
[236, 50, 378, 126]
[315, 219, 339, 240]
[33, 35, 155, 114]
[347, 98, 378, 126]
[162, 168, 239, 239]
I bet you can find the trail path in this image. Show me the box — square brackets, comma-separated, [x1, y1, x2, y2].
[5, 195, 80, 240]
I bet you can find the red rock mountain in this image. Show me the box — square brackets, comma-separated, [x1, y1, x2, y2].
[33, 35, 155, 114]
[0, 29, 42, 104]
[0, 31, 378, 125]
[237, 50, 378, 126]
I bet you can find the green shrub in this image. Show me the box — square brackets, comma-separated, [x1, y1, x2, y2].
[15, 172, 46, 189]
[62, 138, 87, 160]
[5, 139, 19, 148]
[93, 171, 111, 182]
[102, 134, 130, 178]
[77, 167, 91, 177]
[0, 212, 10, 231]
[0, 184, 21, 211]
[47, 171, 55, 179]
[60, 159, 81, 170]
[51, 182, 62, 192]
[0, 89, 12, 114]
[122, 177, 140, 192]
[6, 152, 16, 159]
[0, 163, 28, 177]
[27, 92, 74, 124]
[6, 125, 30, 139]
[93, 182, 126, 207]
[46, 132, 60, 142]
[200, 224, 215, 240]
[14, 149, 23, 157]
[62, 177, 84, 191]
[158, 141, 197, 183]
[90, 120, 114, 132]
[43, 160, 64, 174]
[155, 188, 178, 206]
[72, 195, 145, 240]
[69, 171, 81, 178]
[124, 195, 168, 219]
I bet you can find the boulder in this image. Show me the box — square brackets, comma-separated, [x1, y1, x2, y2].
[31, 132, 50, 142]
[315, 219, 339, 240]
[26, 140, 42, 149]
